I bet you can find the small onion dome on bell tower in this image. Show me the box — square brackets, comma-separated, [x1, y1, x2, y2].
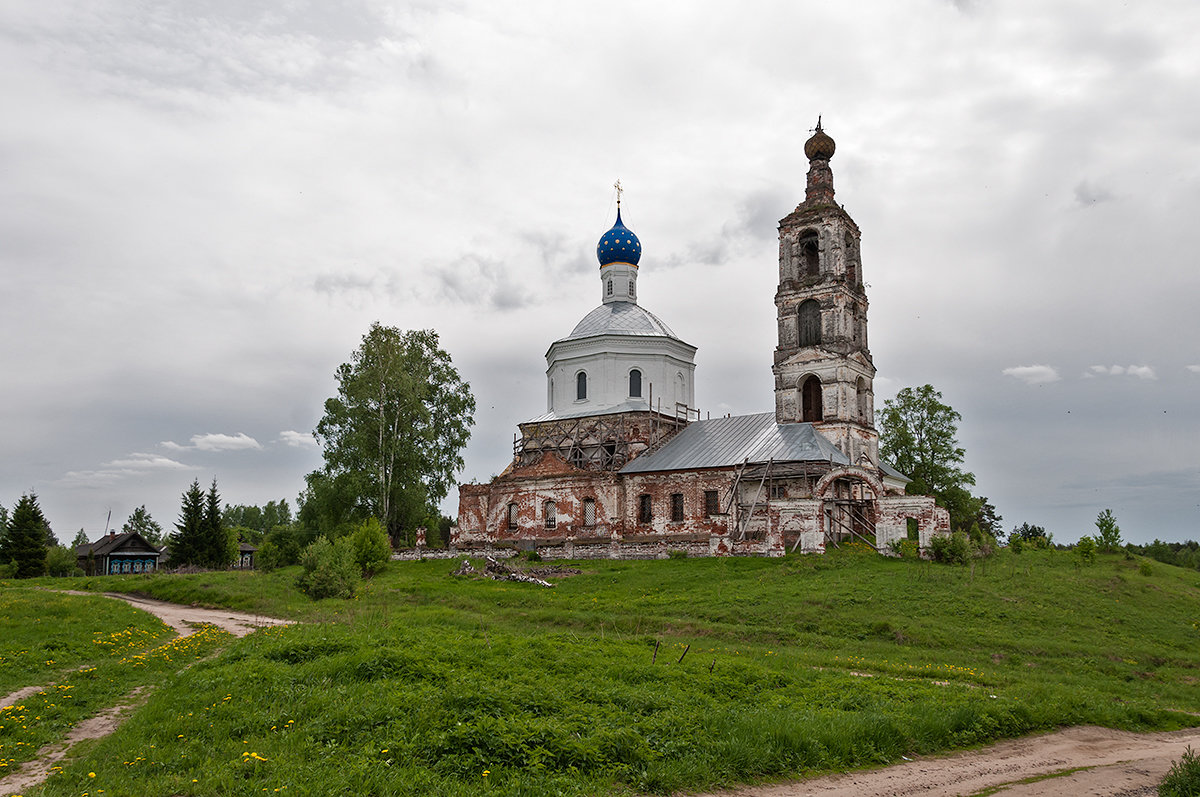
[803, 119, 836, 161]
[803, 117, 837, 204]
[596, 208, 642, 267]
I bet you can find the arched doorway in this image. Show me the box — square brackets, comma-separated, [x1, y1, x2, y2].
[814, 467, 882, 550]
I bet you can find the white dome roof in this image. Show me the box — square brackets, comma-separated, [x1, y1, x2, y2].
[562, 301, 680, 342]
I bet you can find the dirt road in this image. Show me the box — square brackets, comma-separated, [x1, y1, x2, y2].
[81, 590, 293, 637]
[701, 725, 1200, 797]
[0, 591, 291, 795]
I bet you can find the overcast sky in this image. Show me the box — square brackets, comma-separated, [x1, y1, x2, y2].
[3, 0, 1198, 546]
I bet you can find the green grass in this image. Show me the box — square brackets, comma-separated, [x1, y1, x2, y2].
[0, 584, 231, 779]
[10, 548, 1200, 796]
[0, 585, 174, 695]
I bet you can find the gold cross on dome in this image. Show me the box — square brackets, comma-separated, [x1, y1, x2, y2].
[613, 178, 623, 208]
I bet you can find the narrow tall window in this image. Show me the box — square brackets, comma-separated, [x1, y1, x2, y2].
[629, 369, 642, 398]
[704, 490, 720, 516]
[583, 498, 596, 527]
[844, 231, 858, 284]
[629, 280, 635, 300]
[670, 493, 684, 522]
[576, 371, 587, 400]
[800, 231, 819, 277]
[638, 494, 652, 523]
[544, 500, 556, 530]
[507, 503, 518, 530]
[607, 279, 613, 296]
[801, 376, 823, 422]
[798, 300, 821, 347]
[856, 377, 869, 421]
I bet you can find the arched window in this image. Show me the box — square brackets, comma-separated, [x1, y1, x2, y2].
[675, 372, 686, 407]
[856, 377, 869, 421]
[544, 500, 556, 530]
[549, 379, 554, 410]
[800, 230, 819, 277]
[798, 299, 821, 347]
[801, 375, 823, 422]
[507, 503, 518, 530]
[629, 369, 642, 398]
[576, 371, 587, 401]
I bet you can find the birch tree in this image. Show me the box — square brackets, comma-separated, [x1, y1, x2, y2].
[310, 324, 475, 543]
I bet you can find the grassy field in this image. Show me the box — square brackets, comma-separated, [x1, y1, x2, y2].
[4, 547, 1200, 796]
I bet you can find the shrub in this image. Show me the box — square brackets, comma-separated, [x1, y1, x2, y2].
[351, 518, 392, 576]
[0, 559, 17, 578]
[256, 540, 282, 572]
[929, 531, 972, 565]
[44, 545, 79, 577]
[1075, 535, 1097, 565]
[1139, 560, 1154, 577]
[1159, 745, 1200, 796]
[668, 549, 688, 559]
[1008, 534, 1025, 554]
[296, 536, 360, 599]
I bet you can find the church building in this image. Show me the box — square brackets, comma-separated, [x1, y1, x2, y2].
[455, 124, 949, 558]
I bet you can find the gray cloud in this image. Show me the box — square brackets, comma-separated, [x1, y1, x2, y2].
[4, 1, 1200, 544]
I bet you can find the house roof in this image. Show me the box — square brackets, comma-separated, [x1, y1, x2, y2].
[74, 531, 160, 558]
[620, 412, 850, 474]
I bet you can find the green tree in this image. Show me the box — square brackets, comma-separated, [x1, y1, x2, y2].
[878, 385, 978, 530]
[72, 528, 89, 549]
[1, 493, 51, 578]
[309, 324, 476, 544]
[45, 545, 78, 577]
[203, 479, 235, 568]
[122, 505, 165, 547]
[171, 479, 207, 567]
[1094, 509, 1122, 552]
[0, 505, 9, 548]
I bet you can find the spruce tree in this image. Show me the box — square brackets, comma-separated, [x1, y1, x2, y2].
[172, 479, 206, 567]
[1, 494, 50, 578]
[203, 478, 230, 568]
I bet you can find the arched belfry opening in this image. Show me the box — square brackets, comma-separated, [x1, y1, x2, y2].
[800, 375, 823, 422]
[800, 230, 819, 277]
[797, 299, 821, 347]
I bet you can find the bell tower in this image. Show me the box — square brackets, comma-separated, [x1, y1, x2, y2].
[773, 121, 878, 467]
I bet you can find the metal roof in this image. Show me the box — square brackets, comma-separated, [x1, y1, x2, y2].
[620, 412, 850, 474]
[523, 399, 652, 424]
[561, 301, 680, 341]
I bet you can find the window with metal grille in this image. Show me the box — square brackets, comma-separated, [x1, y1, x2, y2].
[670, 493, 684, 522]
[704, 490, 719, 516]
[770, 485, 786, 500]
[507, 503, 518, 529]
[583, 498, 596, 527]
[544, 500, 556, 529]
[638, 494, 652, 523]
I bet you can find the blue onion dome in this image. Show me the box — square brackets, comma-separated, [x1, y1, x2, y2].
[596, 208, 642, 266]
